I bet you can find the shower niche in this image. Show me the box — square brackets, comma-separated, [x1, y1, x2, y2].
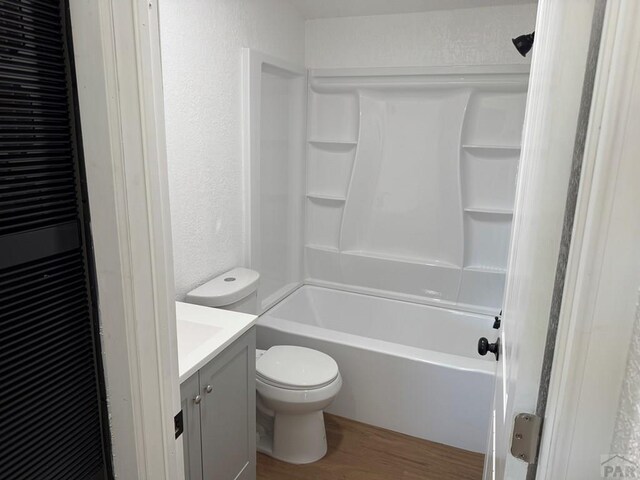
[245, 53, 528, 315]
[304, 67, 528, 313]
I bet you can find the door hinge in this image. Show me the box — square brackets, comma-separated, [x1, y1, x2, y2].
[510, 413, 543, 464]
[174, 410, 184, 439]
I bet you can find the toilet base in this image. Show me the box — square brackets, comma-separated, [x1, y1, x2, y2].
[257, 410, 328, 464]
[256, 407, 274, 456]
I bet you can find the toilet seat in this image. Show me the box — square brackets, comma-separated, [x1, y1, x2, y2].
[256, 345, 339, 390]
[256, 372, 342, 407]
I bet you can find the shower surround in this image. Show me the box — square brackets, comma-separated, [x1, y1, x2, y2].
[304, 66, 528, 313]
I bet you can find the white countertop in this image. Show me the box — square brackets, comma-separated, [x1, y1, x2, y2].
[176, 301, 257, 383]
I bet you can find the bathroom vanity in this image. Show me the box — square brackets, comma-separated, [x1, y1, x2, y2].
[176, 302, 257, 480]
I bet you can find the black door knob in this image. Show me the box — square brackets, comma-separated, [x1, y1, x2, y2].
[478, 337, 500, 361]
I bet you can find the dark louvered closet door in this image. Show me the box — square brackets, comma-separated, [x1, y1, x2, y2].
[0, 1, 112, 479]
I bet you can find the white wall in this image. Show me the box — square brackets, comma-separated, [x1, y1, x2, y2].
[305, 5, 537, 68]
[159, 0, 305, 299]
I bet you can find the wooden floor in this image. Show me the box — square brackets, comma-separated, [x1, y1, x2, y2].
[257, 414, 485, 480]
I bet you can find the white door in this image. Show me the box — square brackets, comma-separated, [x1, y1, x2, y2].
[484, 1, 605, 478]
[533, 0, 640, 476]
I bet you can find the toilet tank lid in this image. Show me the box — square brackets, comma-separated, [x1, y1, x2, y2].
[185, 268, 259, 307]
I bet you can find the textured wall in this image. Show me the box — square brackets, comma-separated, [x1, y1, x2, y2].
[159, 0, 305, 299]
[305, 5, 537, 68]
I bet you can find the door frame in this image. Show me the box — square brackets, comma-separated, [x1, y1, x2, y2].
[68, 1, 183, 479]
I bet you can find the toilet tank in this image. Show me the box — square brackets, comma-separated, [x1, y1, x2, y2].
[185, 267, 260, 314]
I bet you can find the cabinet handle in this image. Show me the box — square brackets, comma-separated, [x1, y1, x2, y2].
[205, 385, 213, 394]
[194, 395, 202, 404]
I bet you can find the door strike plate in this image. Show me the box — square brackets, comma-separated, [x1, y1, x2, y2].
[510, 413, 542, 464]
[174, 410, 184, 439]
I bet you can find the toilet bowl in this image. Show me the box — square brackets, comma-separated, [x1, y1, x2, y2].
[255, 346, 342, 463]
[185, 268, 342, 464]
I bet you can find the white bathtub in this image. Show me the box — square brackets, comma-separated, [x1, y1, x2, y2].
[257, 285, 496, 453]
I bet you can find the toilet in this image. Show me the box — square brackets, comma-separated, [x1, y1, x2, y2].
[185, 267, 342, 464]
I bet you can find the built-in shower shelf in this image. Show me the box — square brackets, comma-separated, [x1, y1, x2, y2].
[307, 193, 347, 202]
[306, 244, 340, 253]
[462, 144, 521, 152]
[463, 265, 507, 274]
[339, 249, 459, 269]
[464, 207, 513, 216]
[308, 139, 358, 147]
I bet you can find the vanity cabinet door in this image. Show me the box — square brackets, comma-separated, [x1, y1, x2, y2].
[181, 372, 203, 480]
[200, 328, 256, 480]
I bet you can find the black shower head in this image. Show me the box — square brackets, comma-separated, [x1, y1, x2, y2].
[512, 31, 535, 57]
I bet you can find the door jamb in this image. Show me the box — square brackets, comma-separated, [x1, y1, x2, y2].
[68, 1, 183, 478]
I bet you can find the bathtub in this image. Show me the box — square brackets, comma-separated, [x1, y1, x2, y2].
[257, 285, 496, 453]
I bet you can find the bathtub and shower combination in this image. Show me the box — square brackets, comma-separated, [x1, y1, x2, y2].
[258, 285, 496, 453]
[246, 50, 528, 454]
